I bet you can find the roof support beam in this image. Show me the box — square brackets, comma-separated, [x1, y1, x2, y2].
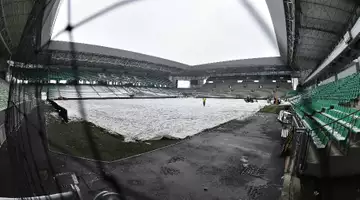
[301, 1, 352, 14]
[297, 56, 322, 61]
[292, 0, 301, 70]
[300, 35, 337, 42]
[0, 32, 11, 55]
[284, 0, 296, 67]
[299, 43, 332, 49]
[300, 26, 339, 36]
[0, 0, 13, 53]
[303, 15, 347, 25]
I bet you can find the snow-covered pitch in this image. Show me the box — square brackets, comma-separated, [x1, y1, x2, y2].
[55, 98, 268, 141]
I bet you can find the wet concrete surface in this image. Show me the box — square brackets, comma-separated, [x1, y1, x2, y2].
[0, 105, 59, 197]
[50, 112, 285, 200]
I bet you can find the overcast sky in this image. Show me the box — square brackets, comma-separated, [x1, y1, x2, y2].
[52, 0, 279, 65]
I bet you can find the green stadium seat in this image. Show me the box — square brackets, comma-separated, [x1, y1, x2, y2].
[302, 116, 329, 148]
[293, 72, 360, 148]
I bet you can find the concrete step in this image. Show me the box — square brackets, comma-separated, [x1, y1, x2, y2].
[328, 141, 343, 157]
[303, 141, 360, 177]
[303, 142, 321, 176]
[307, 142, 320, 164]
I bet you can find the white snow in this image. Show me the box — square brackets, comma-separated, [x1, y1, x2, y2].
[55, 98, 268, 141]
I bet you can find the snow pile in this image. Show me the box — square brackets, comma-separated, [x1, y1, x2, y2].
[55, 98, 268, 141]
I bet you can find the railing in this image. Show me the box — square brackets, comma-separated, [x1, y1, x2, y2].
[0, 100, 38, 148]
[0, 185, 81, 200]
[291, 114, 310, 174]
[1, 99, 85, 200]
[289, 95, 360, 177]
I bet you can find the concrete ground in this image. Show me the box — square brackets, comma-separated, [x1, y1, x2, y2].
[0, 105, 59, 197]
[50, 112, 285, 200]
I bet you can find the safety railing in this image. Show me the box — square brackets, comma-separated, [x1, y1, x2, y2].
[0, 100, 38, 148]
[0, 185, 81, 200]
[290, 113, 310, 174]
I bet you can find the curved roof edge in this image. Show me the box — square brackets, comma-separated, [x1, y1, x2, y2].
[45, 41, 288, 72]
[265, 0, 287, 64]
[190, 57, 285, 70]
[45, 40, 190, 69]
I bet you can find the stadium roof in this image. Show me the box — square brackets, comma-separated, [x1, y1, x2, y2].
[0, 0, 290, 75]
[2, 0, 359, 81]
[46, 40, 190, 70]
[285, 0, 360, 81]
[191, 57, 285, 70]
[41, 0, 290, 75]
[0, 0, 35, 56]
[51, 0, 286, 66]
[41, 41, 291, 76]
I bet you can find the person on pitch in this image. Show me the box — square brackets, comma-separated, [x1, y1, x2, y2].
[202, 97, 207, 107]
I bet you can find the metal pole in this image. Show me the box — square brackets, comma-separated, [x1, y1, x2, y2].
[0, 191, 76, 200]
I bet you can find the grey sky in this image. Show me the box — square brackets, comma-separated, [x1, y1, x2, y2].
[52, 0, 279, 65]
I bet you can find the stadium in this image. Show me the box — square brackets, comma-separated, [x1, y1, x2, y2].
[0, 0, 360, 199]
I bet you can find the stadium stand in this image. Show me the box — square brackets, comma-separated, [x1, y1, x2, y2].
[285, 90, 298, 98]
[17, 84, 180, 99]
[192, 76, 292, 99]
[10, 68, 297, 100]
[8, 67, 181, 99]
[290, 72, 360, 150]
[33, 85, 180, 99]
[11, 68, 175, 87]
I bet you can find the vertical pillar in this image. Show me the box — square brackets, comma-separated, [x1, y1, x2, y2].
[0, 58, 8, 80]
[356, 61, 360, 73]
[292, 78, 299, 90]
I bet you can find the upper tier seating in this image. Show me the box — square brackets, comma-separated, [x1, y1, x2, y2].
[195, 82, 292, 98]
[306, 73, 360, 103]
[12, 68, 175, 88]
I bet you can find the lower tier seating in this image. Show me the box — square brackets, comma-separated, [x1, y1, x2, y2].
[291, 72, 360, 149]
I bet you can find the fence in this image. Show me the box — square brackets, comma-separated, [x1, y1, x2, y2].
[0, 100, 37, 148]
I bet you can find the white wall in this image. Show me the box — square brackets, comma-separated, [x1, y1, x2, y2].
[338, 64, 357, 80]
[319, 76, 335, 86]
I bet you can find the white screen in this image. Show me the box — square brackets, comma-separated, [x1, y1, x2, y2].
[177, 80, 191, 88]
